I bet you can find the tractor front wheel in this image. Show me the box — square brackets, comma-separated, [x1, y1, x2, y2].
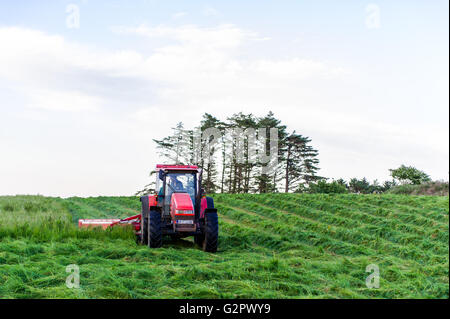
[148, 210, 162, 248]
[194, 232, 204, 247]
[202, 212, 218, 253]
[141, 215, 148, 245]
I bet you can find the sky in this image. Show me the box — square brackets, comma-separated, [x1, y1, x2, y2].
[0, 0, 448, 197]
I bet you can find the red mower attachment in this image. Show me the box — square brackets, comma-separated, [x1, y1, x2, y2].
[78, 214, 141, 232]
[78, 219, 120, 230]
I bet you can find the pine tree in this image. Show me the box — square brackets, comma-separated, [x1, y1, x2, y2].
[284, 132, 320, 192]
[153, 122, 192, 164]
[225, 112, 259, 193]
[199, 113, 222, 193]
[255, 112, 288, 193]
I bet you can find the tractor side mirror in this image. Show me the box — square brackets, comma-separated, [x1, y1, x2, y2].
[158, 170, 166, 181]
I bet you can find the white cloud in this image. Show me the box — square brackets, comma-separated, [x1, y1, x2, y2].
[27, 89, 102, 112]
[202, 5, 219, 17]
[172, 12, 187, 19]
[112, 24, 257, 50]
[109, 24, 345, 88]
[0, 24, 448, 196]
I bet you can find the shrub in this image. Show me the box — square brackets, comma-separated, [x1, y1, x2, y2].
[388, 181, 449, 196]
[2, 203, 16, 212]
[307, 180, 348, 194]
[389, 165, 431, 185]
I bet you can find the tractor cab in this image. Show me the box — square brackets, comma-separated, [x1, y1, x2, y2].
[156, 165, 199, 217]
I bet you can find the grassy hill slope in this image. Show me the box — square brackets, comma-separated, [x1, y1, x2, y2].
[0, 194, 448, 298]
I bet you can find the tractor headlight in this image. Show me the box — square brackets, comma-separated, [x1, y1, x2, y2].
[175, 210, 194, 215]
[177, 220, 194, 224]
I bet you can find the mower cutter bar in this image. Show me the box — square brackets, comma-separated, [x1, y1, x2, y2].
[78, 214, 141, 230]
[78, 218, 121, 229]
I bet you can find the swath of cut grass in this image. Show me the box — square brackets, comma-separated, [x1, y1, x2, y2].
[0, 194, 448, 299]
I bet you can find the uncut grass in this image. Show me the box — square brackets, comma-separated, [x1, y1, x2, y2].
[0, 194, 448, 299]
[0, 196, 134, 242]
[63, 197, 138, 221]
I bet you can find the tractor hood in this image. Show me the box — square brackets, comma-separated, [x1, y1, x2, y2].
[170, 192, 196, 232]
[170, 193, 194, 212]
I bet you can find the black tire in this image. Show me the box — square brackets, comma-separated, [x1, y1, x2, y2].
[148, 210, 162, 248]
[205, 197, 214, 210]
[202, 212, 218, 253]
[194, 233, 205, 247]
[140, 196, 149, 245]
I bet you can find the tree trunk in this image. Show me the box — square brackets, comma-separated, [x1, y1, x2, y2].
[221, 161, 225, 193]
[285, 145, 291, 193]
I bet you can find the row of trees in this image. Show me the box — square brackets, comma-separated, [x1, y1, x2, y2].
[306, 165, 433, 194]
[306, 178, 397, 194]
[138, 110, 436, 195]
[147, 112, 322, 194]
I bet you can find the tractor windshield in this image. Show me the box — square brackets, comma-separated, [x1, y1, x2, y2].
[164, 172, 196, 207]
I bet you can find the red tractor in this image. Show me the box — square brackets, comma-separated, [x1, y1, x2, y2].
[78, 165, 219, 252]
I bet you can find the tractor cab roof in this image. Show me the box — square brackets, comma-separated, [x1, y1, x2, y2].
[156, 164, 199, 172]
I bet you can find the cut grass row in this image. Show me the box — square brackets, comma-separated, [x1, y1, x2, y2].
[239, 195, 448, 248]
[0, 194, 448, 298]
[214, 195, 447, 263]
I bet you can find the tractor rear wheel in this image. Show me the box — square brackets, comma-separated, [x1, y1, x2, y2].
[202, 212, 218, 253]
[140, 196, 149, 245]
[148, 210, 162, 248]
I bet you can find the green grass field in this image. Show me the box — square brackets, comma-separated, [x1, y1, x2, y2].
[0, 194, 448, 299]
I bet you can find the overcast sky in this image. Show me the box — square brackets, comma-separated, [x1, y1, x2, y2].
[0, 0, 448, 197]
